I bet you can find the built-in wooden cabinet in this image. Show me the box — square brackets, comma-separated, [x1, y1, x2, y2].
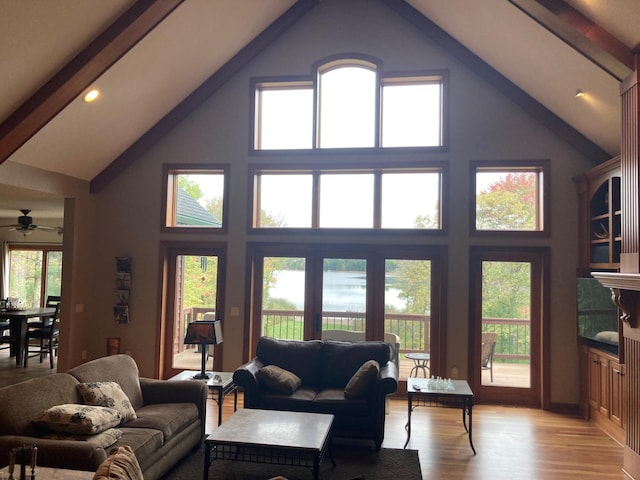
[581, 344, 625, 443]
[575, 155, 621, 275]
[576, 156, 625, 445]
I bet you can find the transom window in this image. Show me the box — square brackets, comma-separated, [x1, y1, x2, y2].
[472, 161, 549, 234]
[253, 57, 445, 151]
[251, 166, 444, 230]
[163, 165, 228, 231]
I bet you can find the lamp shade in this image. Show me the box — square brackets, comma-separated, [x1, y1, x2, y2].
[184, 320, 223, 345]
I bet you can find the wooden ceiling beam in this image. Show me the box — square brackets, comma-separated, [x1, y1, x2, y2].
[0, 0, 185, 166]
[508, 0, 633, 81]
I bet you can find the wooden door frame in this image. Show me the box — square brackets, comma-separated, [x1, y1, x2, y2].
[158, 241, 227, 379]
[468, 246, 550, 408]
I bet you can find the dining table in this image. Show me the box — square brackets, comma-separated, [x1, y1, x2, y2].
[0, 307, 56, 366]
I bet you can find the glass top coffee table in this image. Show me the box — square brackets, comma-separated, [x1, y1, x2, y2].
[404, 377, 476, 454]
[204, 408, 335, 480]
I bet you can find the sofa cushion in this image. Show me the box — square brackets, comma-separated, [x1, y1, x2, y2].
[77, 382, 137, 423]
[344, 360, 380, 399]
[128, 403, 199, 442]
[114, 427, 164, 471]
[256, 365, 302, 394]
[93, 445, 143, 480]
[0, 373, 80, 437]
[35, 404, 123, 435]
[68, 355, 144, 411]
[321, 340, 390, 388]
[43, 427, 122, 449]
[256, 337, 324, 387]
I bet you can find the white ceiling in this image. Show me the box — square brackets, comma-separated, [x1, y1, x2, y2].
[0, 0, 638, 219]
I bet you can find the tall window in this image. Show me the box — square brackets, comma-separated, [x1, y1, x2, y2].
[253, 57, 446, 151]
[8, 246, 62, 307]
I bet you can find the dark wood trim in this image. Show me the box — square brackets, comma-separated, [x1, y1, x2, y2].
[0, 0, 185, 166]
[509, 0, 633, 79]
[382, 0, 611, 163]
[468, 246, 548, 407]
[90, 0, 319, 193]
[158, 241, 227, 380]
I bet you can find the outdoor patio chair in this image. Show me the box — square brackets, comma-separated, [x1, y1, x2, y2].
[481, 332, 498, 382]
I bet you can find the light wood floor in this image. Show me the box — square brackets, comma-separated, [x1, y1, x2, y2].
[0, 351, 626, 480]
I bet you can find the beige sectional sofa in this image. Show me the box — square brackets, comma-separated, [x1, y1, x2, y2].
[0, 354, 207, 480]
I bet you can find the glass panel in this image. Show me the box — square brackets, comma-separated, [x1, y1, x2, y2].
[382, 82, 442, 147]
[9, 250, 43, 308]
[171, 255, 219, 370]
[476, 170, 540, 231]
[319, 174, 374, 228]
[385, 259, 431, 379]
[172, 173, 224, 227]
[381, 172, 441, 228]
[261, 257, 305, 340]
[45, 251, 63, 298]
[481, 261, 531, 388]
[256, 174, 313, 228]
[257, 87, 313, 150]
[321, 258, 367, 339]
[319, 66, 376, 148]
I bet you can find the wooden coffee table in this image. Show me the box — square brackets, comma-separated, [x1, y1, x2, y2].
[203, 408, 334, 480]
[0, 465, 93, 479]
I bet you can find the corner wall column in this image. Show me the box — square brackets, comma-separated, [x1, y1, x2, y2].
[619, 53, 640, 480]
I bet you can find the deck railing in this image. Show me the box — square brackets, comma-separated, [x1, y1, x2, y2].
[262, 310, 530, 362]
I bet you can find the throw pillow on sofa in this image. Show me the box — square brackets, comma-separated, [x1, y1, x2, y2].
[256, 365, 302, 394]
[93, 445, 143, 480]
[35, 404, 123, 435]
[77, 382, 137, 422]
[43, 428, 122, 449]
[344, 360, 380, 399]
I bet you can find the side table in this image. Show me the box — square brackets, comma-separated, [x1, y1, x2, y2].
[169, 370, 238, 426]
[404, 377, 475, 454]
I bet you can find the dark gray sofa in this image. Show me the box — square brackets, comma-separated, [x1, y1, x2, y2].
[233, 336, 398, 449]
[0, 354, 207, 480]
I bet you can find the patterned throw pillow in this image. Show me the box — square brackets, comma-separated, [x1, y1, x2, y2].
[93, 445, 143, 480]
[35, 404, 122, 435]
[256, 365, 302, 394]
[77, 382, 137, 423]
[344, 360, 380, 399]
[43, 428, 123, 449]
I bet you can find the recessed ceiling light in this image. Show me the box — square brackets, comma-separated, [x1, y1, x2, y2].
[575, 89, 585, 98]
[83, 89, 100, 103]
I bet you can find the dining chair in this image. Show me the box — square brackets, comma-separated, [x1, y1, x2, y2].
[27, 295, 61, 329]
[24, 305, 60, 368]
[0, 319, 13, 353]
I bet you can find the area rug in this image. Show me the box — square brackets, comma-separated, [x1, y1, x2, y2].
[161, 446, 421, 480]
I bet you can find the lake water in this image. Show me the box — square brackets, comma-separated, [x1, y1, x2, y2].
[269, 270, 406, 311]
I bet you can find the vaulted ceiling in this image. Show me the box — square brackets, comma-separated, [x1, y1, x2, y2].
[1, 0, 639, 219]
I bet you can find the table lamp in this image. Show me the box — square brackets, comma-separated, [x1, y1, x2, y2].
[183, 320, 223, 379]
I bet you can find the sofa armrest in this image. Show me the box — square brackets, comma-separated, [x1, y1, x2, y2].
[140, 377, 208, 421]
[232, 358, 265, 407]
[0, 436, 107, 471]
[376, 362, 399, 396]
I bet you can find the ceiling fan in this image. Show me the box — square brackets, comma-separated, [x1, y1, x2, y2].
[0, 209, 63, 236]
